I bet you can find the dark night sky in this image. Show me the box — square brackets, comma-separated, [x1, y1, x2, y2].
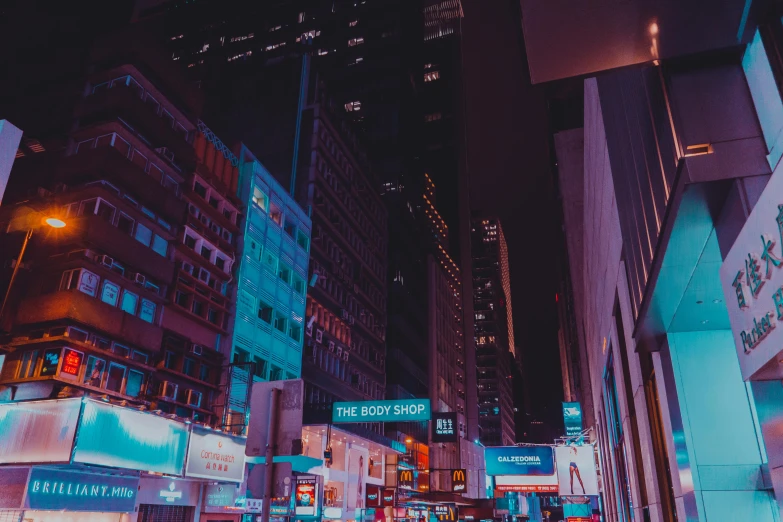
[461, 0, 564, 437]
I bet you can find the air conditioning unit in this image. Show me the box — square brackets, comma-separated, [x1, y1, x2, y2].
[222, 230, 232, 241]
[328, 341, 335, 352]
[343, 351, 349, 361]
[190, 344, 203, 356]
[200, 214, 209, 225]
[348, 316, 355, 325]
[99, 255, 114, 267]
[306, 324, 313, 337]
[341, 309, 349, 320]
[189, 204, 199, 216]
[198, 268, 210, 283]
[134, 273, 146, 285]
[211, 223, 220, 234]
[180, 261, 195, 275]
[336, 347, 342, 357]
[315, 329, 323, 343]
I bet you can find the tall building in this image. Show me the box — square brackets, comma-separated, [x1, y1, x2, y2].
[471, 216, 516, 446]
[530, 0, 783, 519]
[224, 145, 311, 431]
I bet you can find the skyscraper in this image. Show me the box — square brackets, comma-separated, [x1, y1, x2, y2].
[471, 216, 516, 446]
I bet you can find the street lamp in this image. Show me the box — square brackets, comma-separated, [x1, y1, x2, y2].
[0, 214, 68, 326]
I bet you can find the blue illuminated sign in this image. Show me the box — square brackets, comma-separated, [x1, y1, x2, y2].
[563, 402, 583, 436]
[25, 468, 139, 512]
[484, 446, 555, 476]
[73, 400, 188, 475]
[332, 399, 431, 423]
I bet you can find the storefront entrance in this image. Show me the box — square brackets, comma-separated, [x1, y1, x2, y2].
[138, 505, 194, 522]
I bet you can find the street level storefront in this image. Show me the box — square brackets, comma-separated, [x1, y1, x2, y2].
[0, 398, 247, 522]
[720, 154, 783, 509]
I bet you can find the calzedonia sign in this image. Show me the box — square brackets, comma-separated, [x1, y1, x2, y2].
[484, 446, 555, 476]
[25, 468, 139, 512]
[332, 399, 431, 423]
[721, 162, 783, 380]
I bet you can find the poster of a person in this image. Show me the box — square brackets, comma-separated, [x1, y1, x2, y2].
[554, 444, 599, 496]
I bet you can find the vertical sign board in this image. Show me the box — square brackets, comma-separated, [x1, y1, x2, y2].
[720, 161, 783, 380]
[397, 469, 415, 490]
[562, 402, 583, 436]
[432, 412, 458, 443]
[295, 477, 318, 516]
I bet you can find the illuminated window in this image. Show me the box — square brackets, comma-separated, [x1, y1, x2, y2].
[349, 20, 358, 26]
[424, 71, 440, 82]
[348, 37, 364, 47]
[425, 113, 442, 122]
[345, 100, 361, 112]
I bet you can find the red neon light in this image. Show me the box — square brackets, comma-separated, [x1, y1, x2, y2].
[61, 349, 83, 376]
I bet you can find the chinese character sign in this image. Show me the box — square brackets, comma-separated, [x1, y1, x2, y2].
[720, 161, 783, 380]
[432, 412, 458, 442]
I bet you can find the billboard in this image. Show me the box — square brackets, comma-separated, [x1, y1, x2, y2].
[332, 399, 430, 423]
[432, 412, 458, 443]
[295, 477, 318, 516]
[73, 400, 188, 475]
[25, 468, 139, 512]
[0, 399, 81, 464]
[484, 446, 555, 476]
[185, 427, 246, 483]
[555, 445, 599, 496]
[563, 402, 583, 436]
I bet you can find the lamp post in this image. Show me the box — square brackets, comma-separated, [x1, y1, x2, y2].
[0, 215, 67, 326]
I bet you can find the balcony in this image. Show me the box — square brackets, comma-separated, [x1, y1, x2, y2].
[73, 215, 176, 284]
[14, 290, 163, 354]
[57, 147, 187, 224]
[76, 86, 196, 169]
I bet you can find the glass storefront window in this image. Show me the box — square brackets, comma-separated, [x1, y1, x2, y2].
[84, 356, 106, 387]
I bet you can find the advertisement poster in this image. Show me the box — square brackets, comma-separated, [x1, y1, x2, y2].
[555, 445, 599, 496]
[484, 446, 555, 476]
[562, 402, 583, 436]
[347, 445, 369, 510]
[295, 477, 318, 516]
[185, 427, 246, 483]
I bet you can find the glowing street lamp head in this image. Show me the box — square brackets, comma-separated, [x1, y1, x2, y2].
[45, 218, 66, 229]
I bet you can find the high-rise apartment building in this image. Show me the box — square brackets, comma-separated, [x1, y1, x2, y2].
[0, 28, 240, 424]
[471, 216, 516, 446]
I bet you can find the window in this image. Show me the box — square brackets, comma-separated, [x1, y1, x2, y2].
[284, 219, 296, 237]
[424, 70, 440, 82]
[19, 350, 40, 378]
[207, 308, 219, 324]
[215, 256, 227, 272]
[184, 234, 197, 250]
[134, 223, 153, 247]
[187, 390, 202, 407]
[253, 357, 268, 379]
[263, 251, 278, 272]
[164, 350, 176, 369]
[270, 365, 284, 381]
[60, 268, 99, 297]
[106, 363, 126, 392]
[274, 312, 288, 333]
[101, 280, 120, 306]
[126, 370, 144, 397]
[194, 181, 208, 199]
[175, 290, 190, 307]
[41, 349, 60, 376]
[84, 356, 106, 387]
[121, 290, 139, 315]
[183, 357, 196, 377]
[96, 200, 116, 222]
[151, 235, 168, 257]
[292, 274, 306, 296]
[258, 300, 273, 323]
[278, 263, 292, 284]
[348, 37, 364, 46]
[131, 150, 148, 170]
[233, 348, 251, 365]
[269, 203, 283, 226]
[297, 230, 309, 251]
[201, 245, 213, 260]
[117, 213, 134, 235]
[425, 112, 442, 122]
[192, 299, 204, 316]
[132, 350, 149, 364]
[345, 101, 361, 112]
[139, 299, 156, 323]
[113, 344, 130, 358]
[289, 323, 302, 343]
[199, 365, 210, 382]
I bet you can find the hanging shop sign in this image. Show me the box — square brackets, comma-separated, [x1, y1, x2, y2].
[432, 412, 458, 443]
[185, 427, 246, 483]
[25, 468, 139, 512]
[204, 484, 238, 510]
[366, 485, 382, 507]
[433, 505, 456, 521]
[61, 348, 84, 377]
[332, 399, 431, 423]
[484, 446, 555, 476]
[451, 469, 467, 492]
[721, 162, 783, 379]
[563, 402, 583, 436]
[245, 498, 263, 513]
[382, 489, 395, 506]
[555, 445, 599, 496]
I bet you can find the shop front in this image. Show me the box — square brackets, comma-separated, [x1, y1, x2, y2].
[720, 160, 783, 511]
[135, 477, 202, 522]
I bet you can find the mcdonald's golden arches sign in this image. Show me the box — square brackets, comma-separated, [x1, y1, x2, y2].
[451, 469, 467, 493]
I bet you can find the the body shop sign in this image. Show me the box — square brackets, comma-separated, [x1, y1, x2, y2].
[185, 427, 246, 483]
[332, 399, 431, 423]
[721, 165, 783, 380]
[25, 468, 139, 512]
